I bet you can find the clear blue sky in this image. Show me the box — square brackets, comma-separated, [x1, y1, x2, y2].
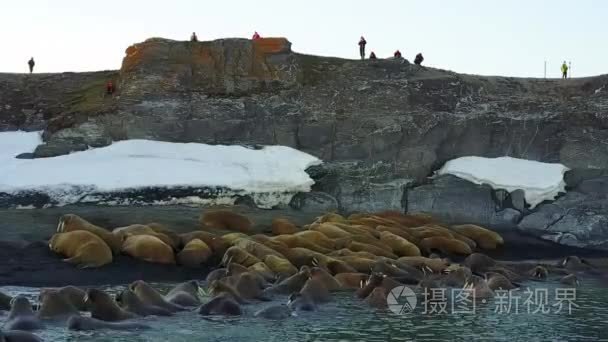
[1, 0, 606, 77]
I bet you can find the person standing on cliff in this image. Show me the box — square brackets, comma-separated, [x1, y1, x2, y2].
[252, 31, 261, 40]
[190, 32, 198, 42]
[561, 61, 568, 79]
[27, 57, 35, 73]
[358, 36, 367, 60]
[414, 53, 424, 65]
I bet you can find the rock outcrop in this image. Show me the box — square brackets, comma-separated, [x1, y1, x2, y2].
[1, 37, 608, 250]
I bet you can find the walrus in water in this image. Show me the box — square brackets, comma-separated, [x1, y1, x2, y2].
[129, 280, 185, 312]
[84, 289, 137, 322]
[67, 315, 150, 331]
[39, 285, 87, 312]
[232, 272, 271, 301]
[5, 296, 43, 331]
[198, 293, 242, 316]
[334, 273, 369, 290]
[463, 275, 495, 299]
[365, 287, 389, 310]
[560, 256, 594, 272]
[264, 266, 311, 295]
[206, 268, 228, 283]
[299, 277, 330, 304]
[165, 281, 201, 307]
[309, 267, 341, 292]
[208, 280, 248, 305]
[287, 292, 316, 312]
[560, 274, 580, 286]
[0, 329, 43, 342]
[0, 290, 12, 311]
[484, 272, 518, 290]
[37, 290, 79, 320]
[528, 265, 548, 280]
[254, 305, 295, 319]
[115, 288, 172, 317]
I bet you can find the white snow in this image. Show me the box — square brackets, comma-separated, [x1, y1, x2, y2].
[438, 156, 569, 208]
[0, 131, 321, 208]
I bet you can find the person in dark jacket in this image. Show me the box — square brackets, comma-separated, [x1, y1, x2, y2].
[190, 32, 198, 42]
[106, 80, 114, 95]
[28, 57, 35, 73]
[358, 36, 367, 60]
[414, 53, 424, 65]
[369, 52, 377, 59]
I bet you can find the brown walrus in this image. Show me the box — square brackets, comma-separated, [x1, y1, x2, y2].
[265, 266, 311, 295]
[165, 281, 201, 307]
[57, 214, 122, 255]
[0, 329, 43, 342]
[40, 285, 87, 311]
[115, 288, 172, 317]
[177, 239, 212, 267]
[37, 290, 79, 319]
[121, 235, 175, 265]
[5, 296, 43, 331]
[129, 280, 185, 312]
[198, 293, 242, 316]
[49, 230, 113, 268]
[200, 210, 252, 233]
[84, 289, 137, 322]
[365, 287, 389, 309]
[299, 277, 331, 304]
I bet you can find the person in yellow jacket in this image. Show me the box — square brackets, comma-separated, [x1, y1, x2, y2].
[561, 61, 568, 79]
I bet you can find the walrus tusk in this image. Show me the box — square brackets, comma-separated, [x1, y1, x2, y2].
[425, 266, 433, 274]
[312, 257, 319, 267]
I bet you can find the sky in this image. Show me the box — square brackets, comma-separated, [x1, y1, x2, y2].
[1, 0, 606, 77]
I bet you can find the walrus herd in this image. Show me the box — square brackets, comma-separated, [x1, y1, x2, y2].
[0, 209, 602, 340]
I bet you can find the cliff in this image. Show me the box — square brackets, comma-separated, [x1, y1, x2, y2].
[1, 37, 608, 250]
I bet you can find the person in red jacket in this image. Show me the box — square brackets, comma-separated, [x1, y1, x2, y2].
[106, 80, 114, 95]
[394, 50, 402, 58]
[252, 31, 261, 40]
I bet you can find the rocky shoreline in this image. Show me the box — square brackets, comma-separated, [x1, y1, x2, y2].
[0, 204, 605, 287]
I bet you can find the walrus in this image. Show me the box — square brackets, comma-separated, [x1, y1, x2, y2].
[250, 235, 291, 256]
[292, 231, 335, 250]
[313, 213, 346, 224]
[146, 222, 181, 248]
[345, 234, 393, 251]
[0, 329, 43, 342]
[328, 249, 377, 260]
[450, 224, 504, 250]
[0, 290, 12, 310]
[376, 226, 419, 244]
[440, 265, 472, 288]
[310, 223, 352, 239]
[129, 280, 185, 312]
[249, 262, 276, 282]
[55, 286, 87, 311]
[287, 292, 317, 312]
[233, 238, 285, 260]
[177, 238, 212, 267]
[528, 265, 548, 280]
[115, 288, 172, 317]
[272, 235, 332, 254]
[208, 280, 247, 305]
[271, 218, 299, 235]
[206, 268, 228, 283]
[254, 305, 294, 319]
[314, 256, 358, 275]
[122, 234, 175, 265]
[356, 272, 386, 299]
[365, 287, 389, 310]
[309, 267, 341, 292]
[165, 281, 201, 307]
[379, 231, 421, 257]
[347, 241, 397, 259]
[67, 315, 150, 331]
[49, 230, 113, 268]
[299, 277, 331, 304]
[263, 255, 298, 279]
[37, 289, 79, 319]
[463, 253, 497, 273]
[418, 236, 473, 256]
[232, 272, 271, 301]
[334, 256, 375, 273]
[560, 274, 580, 286]
[179, 231, 230, 257]
[560, 256, 594, 272]
[84, 289, 137, 322]
[374, 210, 435, 226]
[334, 273, 369, 290]
[198, 293, 242, 316]
[5, 296, 43, 331]
[396, 256, 450, 273]
[200, 210, 252, 233]
[485, 272, 518, 290]
[226, 263, 269, 289]
[113, 224, 177, 250]
[57, 214, 122, 255]
[463, 275, 495, 299]
[265, 267, 311, 295]
[330, 222, 380, 238]
[372, 258, 421, 284]
[221, 246, 261, 267]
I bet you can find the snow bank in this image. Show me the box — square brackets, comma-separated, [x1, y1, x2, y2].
[0, 132, 321, 208]
[438, 156, 569, 208]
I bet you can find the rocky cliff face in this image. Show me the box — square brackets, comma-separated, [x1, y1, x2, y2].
[1, 37, 608, 250]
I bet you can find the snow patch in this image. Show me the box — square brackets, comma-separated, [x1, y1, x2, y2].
[0, 132, 321, 208]
[438, 156, 569, 208]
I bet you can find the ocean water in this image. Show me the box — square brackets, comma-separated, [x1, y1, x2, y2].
[1, 280, 607, 342]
